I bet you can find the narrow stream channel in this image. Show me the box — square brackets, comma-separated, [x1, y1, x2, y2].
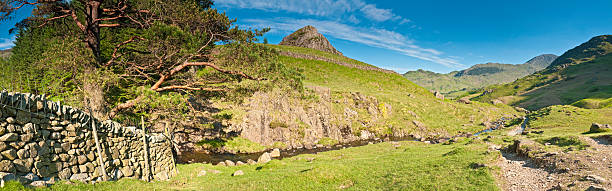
[177, 136, 417, 164]
[178, 117, 528, 164]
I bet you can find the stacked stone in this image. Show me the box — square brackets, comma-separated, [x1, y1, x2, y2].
[0, 91, 176, 187]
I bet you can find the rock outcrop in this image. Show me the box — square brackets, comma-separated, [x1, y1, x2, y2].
[280, 26, 342, 55]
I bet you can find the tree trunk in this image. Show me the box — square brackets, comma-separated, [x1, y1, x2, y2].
[85, 0, 102, 66]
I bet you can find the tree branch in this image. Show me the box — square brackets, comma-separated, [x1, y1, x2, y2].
[106, 36, 145, 66]
[108, 95, 142, 119]
[154, 86, 226, 92]
[150, 61, 264, 91]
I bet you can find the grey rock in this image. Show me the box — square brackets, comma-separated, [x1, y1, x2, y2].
[225, 160, 235, 166]
[1, 149, 17, 160]
[434, 91, 444, 100]
[0, 172, 17, 188]
[270, 148, 281, 158]
[58, 168, 72, 180]
[590, 123, 611, 133]
[585, 174, 607, 184]
[70, 173, 89, 182]
[30, 180, 47, 187]
[236, 161, 245, 166]
[5, 117, 14, 124]
[246, 159, 257, 165]
[232, 170, 244, 176]
[197, 170, 207, 177]
[208, 169, 221, 174]
[77, 155, 87, 165]
[217, 161, 226, 166]
[19, 173, 39, 184]
[258, 152, 271, 164]
[0, 133, 18, 142]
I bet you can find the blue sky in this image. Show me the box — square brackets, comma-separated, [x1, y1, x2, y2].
[1, 1, 611, 73]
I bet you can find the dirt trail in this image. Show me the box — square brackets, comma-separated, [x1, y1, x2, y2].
[496, 151, 557, 191]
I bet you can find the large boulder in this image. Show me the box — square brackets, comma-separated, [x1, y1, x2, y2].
[270, 149, 281, 158]
[258, 152, 271, 164]
[232, 170, 244, 176]
[433, 91, 444, 100]
[457, 97, 471, 104]
[590, 123, 611, 133]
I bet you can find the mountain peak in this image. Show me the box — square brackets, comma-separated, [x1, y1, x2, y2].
[280, 26, 343, 55]
[523, 54, 558, 68]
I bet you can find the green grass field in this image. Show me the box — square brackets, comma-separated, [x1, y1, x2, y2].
[4, 140, 501, 191]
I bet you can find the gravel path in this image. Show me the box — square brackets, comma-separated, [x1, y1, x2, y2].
[497, 152, 556, 191]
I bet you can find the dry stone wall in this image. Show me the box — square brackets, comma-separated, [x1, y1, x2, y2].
[0, 91, 176, 186]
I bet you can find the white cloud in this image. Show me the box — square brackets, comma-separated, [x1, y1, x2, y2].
[243, 18, 463, 68]
[0, 37, 15, 50]
[360, 4, 396, 22]
[215, 0, 409, 23]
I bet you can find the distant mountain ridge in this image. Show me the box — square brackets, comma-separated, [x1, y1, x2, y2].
[403, 54, 558, 98]
[0, 49, 11, 58]
[472, 35, 612, 110]
[279, 25, 343, 55]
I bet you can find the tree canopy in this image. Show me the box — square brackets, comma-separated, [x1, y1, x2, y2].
[0, 0, 302, 124]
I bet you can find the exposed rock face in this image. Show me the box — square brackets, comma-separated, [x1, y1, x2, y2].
[233, 87, 397, 150]
[280, 26, 342, 55]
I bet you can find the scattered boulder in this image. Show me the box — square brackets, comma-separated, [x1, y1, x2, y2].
[197, 170, 207, 177]
[590, 123, 611, 133]
[258, 152, 271, 164]
[232, 170, 244, 176]
[457, 97, 471, 104]
[69, 173, 89, 183]
[491, 99, 503, 105]
[246, 159, 257, 165]
[433, 91, 444, 100]
[412, 120, 427, 129]
[217, 161, 226, 166]
[225, 160, 235, 167]
[236, 161, 245, 166]
[30, 180, 47, 187]
[585, 175, 607, 184]
[270, 148, 281, 158]
[208, 169, 221, 174]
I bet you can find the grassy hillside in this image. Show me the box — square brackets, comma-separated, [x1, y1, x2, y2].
[472, 35, 612, 110]
[268, 45, 520, 136]
[403, 54, 557, 98]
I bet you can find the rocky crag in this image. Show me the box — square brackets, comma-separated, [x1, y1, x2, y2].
[0, 91, 176, 187]
[279, 26, 343, 55]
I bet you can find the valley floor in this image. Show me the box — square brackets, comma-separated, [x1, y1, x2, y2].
[5, 140, 500, 191]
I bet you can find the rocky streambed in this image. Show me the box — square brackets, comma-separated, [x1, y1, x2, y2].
[177, 136, 417, 164]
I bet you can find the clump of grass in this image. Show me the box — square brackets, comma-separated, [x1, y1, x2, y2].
[270, 120, 288, 129]
[197, 137, 266, 153]
[537, 136, 589, 151]
[223, 137, 266, 153]
[197, 138, 225, 149]
[317, 137, 339, 146]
